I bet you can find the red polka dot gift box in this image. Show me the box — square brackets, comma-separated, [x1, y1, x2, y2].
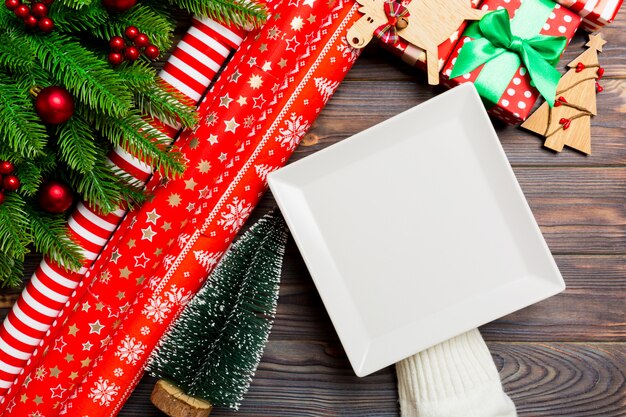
[441, 0, 581, 125]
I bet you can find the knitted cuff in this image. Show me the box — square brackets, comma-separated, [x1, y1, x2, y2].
[395, 328, 517, 417]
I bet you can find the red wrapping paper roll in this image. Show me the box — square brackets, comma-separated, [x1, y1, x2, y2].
[0, 18, 244, 409]
[63, 1, 361, 415]
[2, 0, 345, 415]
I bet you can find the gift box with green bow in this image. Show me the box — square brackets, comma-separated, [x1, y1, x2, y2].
[441, 0, 581, 125]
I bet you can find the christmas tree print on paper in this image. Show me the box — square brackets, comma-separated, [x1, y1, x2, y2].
[149, 210, 289, 412]
[522, 34, 606, 155]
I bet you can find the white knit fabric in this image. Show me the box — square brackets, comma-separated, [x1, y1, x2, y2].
[396, 328, 517, 417]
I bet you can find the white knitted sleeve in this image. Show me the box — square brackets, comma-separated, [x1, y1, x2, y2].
[395, 328, 517, 417]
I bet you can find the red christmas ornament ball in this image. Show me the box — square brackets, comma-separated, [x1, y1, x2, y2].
[38, 180, 73, 213]
[14, 4, 29, 17]
[109, 35, 125, 51]
[3, 175, 20, 192]
[134, 33, 149, 47]
[35, 86, 74, 124]
[38, 16, 54, 32]
[144, 44, 159, 60]
[5, 0, 20, 11]
[108, 51, 124, 65]
[124, 46, 140, 61]
[24, 14, 38, 28]
[102, 0, 136, 12]
[0, 161, 15, 175]
[124, 25, 139, 39]
[31, 2, 47, 17]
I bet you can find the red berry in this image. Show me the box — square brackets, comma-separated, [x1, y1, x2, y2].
[108, 51, 124, 65]
[596, 82, 603, 93]
[0, 191, 4, 205]
[124, 25, 139, 39]
[124, 46, 140, 61]
[38, 16, 54, 32]
[0, 161, 14, 175]
[5, 0, 20, 11]
[144, 44, 159, 60]
[575, 62, 585, 72]
[3, 175, 20, 191]
[134, 33, 149, 47]
[14, 4, 29, 17]
[597, 67, 605, 79]
[23, 14, 38, 28]
[109, 35, 125, 51]
[31, 2, 47, 17]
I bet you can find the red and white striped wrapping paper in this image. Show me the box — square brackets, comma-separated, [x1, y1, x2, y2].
[0, 17, 244, 404]
[61, 2, 361, 415]
[556, 0, 623, 31]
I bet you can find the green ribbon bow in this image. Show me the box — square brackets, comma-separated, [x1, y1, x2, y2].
[450, 4, 567, 107]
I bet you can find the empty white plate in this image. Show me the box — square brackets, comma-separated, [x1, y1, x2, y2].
[268, 84, 564, 377]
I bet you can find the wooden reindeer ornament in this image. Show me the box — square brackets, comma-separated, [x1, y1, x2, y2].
[346, 0, 484, 85]
[522, 34, 606, 155]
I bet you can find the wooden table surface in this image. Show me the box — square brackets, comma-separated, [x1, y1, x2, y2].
[3, 10, 625, 417]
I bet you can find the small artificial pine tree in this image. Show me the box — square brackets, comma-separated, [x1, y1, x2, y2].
[522, 34, 606, 154]
[0, 0, 266, 286]
[149, 210, 289, 413]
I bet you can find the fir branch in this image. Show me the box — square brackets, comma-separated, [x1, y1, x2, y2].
[58, 0, 94, 10]
[150, 212, 288, 409]
[0, 192, 31, 257]
[50, 3, 174, 52]
[26, 206, 84, 271]
[0, 251, 23, 288]
[64, 145, 128, 213]
[87, 108, 185, 177]
[134, 83, 198, 129]
[118, 61, 158, 90]
[167, 0, 266, 27]
[26, 32, 133, 118]
[0, 73, 48, 158]
[56, 114, 99, 174]
[0, 28, 36, 72]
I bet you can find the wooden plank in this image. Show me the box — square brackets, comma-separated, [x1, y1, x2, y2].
[300, 79, 626, 166]
[119, 342, 625, 416]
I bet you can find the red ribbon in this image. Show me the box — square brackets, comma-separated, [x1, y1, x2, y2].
[373, 0, 410, 45]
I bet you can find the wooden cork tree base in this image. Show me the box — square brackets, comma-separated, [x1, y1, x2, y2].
[151, 379, 213, 417]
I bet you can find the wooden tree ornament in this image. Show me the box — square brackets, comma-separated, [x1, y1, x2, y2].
[346, 0, 484, 85]
[522, 34, 606, 155]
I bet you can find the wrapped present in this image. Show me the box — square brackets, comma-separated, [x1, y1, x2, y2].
[441, 0, 581, 125]
[556, 0, 623, 31]
[376, 0, 481, 74]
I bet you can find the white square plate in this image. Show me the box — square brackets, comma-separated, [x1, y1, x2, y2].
[268, 84, 564, 377]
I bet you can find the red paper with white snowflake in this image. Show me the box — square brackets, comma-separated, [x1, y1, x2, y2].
[60, 2, 361, 415]
[556, 0, 623, 31]
[376, 0, 480, 72]
[440, 0, 580, 125]
[0, 17, 244, 405]
[2, 0, 360, 416]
